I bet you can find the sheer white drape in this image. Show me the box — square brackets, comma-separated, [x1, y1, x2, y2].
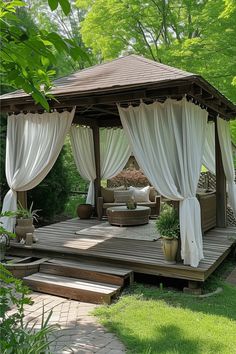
[100, 128, 131, 180]
[1, 109, 75, 231]
[118, 98, 208, 267]
[217, 117, 236, 214]
[202, 122, 215, 174]
[70, 126, 96, 205]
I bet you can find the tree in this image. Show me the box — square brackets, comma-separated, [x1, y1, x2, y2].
[0, 0, 89, 110]
[26, 0, 96, 75]
[76, 0, 236, 103]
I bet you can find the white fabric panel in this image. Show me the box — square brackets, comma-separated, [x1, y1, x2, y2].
[202, 122, 215, 174]
[1, 109, 75, 231]
[118, 98, 208, 267]
[70, 126, 96, 205]
[100, 128, 131, 179]
[217, 117, 236, 214]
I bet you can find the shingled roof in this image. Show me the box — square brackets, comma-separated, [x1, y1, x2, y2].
[1, 54, 235, 120]
[1, 55, 195, 100]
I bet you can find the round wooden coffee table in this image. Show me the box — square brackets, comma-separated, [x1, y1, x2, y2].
[106, 206, 151, 226]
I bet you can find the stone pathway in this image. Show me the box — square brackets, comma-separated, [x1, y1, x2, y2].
[11, 292, 126, 354]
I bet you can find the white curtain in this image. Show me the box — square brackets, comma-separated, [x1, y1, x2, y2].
[217, 117, 236, 214]
[70, 126, 96, 205]
[202, 122, 215, 174]
[1, 109, 75, 231]
[100, 128, 131, 179]
[118, 98, 208, 267]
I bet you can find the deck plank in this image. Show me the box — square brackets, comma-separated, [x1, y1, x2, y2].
[10, 218, 236, 282]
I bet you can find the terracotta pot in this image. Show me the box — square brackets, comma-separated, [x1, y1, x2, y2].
[15, 218, 35, 242]
[161, 238, 178, 264]
[77, 204, 93, 219]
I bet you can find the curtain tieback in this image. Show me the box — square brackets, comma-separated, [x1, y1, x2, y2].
[182, 196, 197, 201]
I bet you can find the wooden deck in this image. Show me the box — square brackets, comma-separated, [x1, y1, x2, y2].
[10, 218, 236, 283]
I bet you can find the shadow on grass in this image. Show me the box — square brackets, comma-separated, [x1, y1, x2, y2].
[123, 257, 236, 322]
[105, 322, 225, 354]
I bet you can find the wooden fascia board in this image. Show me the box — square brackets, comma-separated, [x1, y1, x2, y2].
[0, 78, 194, 111]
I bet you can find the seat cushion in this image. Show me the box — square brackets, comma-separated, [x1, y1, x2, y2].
[103, 202, 156, 209]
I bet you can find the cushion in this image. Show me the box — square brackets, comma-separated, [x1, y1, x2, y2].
[114, 189, 134, 203]
[149, 187, 158, 202]
[101, 186, 125, 203]
[129, 186, 150, 202]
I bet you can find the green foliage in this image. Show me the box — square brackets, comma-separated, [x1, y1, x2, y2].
[0, 211, 16, 239]
[27, 146, 72, 221]
[0, 264, 58, 353]
[0, 115, 8, 208]
[77, 0, 236, 103]
[64, 195, 86, 217]
[16, 202, 41, 222]
[25, 0, 96, 77]
[156, 205, 180, 239]
[0, 0, 89, 109]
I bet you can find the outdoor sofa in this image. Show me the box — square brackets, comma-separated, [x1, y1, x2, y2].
[97, 186, 161, 220]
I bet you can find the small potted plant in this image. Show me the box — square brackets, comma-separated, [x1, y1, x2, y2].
[156, 205, 180, 264]
[15, 202, 40, 242]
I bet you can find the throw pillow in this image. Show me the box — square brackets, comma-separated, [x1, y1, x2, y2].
[129, 186, 150, 202]
[101, 187, 114, 203]
[101, 186, 125, 203]
[114, 189, 134, 203]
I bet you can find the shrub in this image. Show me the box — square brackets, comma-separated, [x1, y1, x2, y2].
[0, 265, 58, 354]
[27, 145, 72, 221]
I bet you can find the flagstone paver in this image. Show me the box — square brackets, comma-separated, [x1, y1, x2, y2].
[13, 292, 126, 354]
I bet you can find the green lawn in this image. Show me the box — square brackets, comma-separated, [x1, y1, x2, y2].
[94, 259, 236, 354]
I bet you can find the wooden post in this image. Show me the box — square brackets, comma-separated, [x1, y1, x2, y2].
[215, 119, 227, 227]
[17, 191, 27, 209]
[92, 124, 101, 215]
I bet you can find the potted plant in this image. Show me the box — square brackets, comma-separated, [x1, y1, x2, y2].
[156, 205, 180, 264]
[0, 211, 16, 261]
[15, 202, 40, 242]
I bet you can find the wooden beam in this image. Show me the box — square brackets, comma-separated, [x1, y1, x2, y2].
[95, 107, 119, 116]
[17, 191, 27, 209]
[215, 119, 227, 227]
[92, 123, 101, 216]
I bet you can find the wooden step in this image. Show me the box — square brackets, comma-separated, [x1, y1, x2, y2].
[24, 273, 121, 304]
[40, 258, 133, 286]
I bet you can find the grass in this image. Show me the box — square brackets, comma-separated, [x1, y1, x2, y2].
[94, 257, 236, 354]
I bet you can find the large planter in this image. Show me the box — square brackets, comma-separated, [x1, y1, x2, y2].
[161, 237, 178, 264]
[77, 204, 93, 219]
[15, 218, 35, 242]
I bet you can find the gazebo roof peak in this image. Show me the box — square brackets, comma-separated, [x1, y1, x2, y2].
[51, 54, 196, 94]
[1, 54, 196, 101]
[1, 54, 235, 120]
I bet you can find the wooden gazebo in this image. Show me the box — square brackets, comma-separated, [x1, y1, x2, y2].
[1, 55, 236, 228]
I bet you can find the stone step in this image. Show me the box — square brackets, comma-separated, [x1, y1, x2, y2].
[24, 272, 121, 304]
[40, 258, 133, 286]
